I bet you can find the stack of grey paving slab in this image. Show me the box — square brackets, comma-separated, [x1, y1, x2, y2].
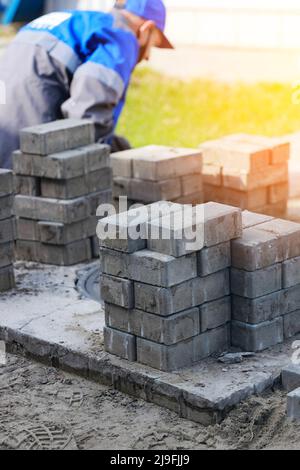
[111, 146, 204, 206]
[231, 210, 300, 351]
[0, 169, 15, 292]
[98, 201, 242, 371]
[13, 119, 112, 265]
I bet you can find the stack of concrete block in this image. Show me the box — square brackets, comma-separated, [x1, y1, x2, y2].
[0, 169, 15, 292]
[98, 201, 242, 371]
[287, 388, 300, 421]
[13, 119, 112, 265]
[201, 134, 289, 217]
[282, 364, 300, 392]
[111, 146, 204, 206]
[281, 364, 300, 421]
[231, 211, 300, 351]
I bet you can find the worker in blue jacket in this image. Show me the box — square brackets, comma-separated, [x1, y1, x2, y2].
[0, 0, 173, 169]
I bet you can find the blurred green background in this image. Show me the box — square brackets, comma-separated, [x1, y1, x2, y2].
[118, 68, 300, 148]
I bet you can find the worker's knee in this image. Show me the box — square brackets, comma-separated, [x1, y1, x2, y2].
[109, 135, 132, 153]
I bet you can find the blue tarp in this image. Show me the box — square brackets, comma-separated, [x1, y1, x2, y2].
[1, 0, 45, 24]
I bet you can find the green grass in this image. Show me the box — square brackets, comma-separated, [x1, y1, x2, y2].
[117, 68, 300, 147]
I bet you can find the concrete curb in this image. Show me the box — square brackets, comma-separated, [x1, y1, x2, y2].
[0, 323, 281, 426]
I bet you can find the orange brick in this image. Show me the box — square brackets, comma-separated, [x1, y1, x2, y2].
[268, 182, 289, 204]
[223, 134, 290, 165]
[256, 201, 287, 218]
[201, 139, 270, 172]
[202, 164, 222, 186]
[204, 185, 268, 210]
[223, 163, 288, 191]
[180, 174, 203, 196]
[174, 192, 204, 205]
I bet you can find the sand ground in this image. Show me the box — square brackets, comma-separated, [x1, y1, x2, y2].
[1, 353, 300, 450]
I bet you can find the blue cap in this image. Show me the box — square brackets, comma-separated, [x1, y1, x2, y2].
[116, 0, 173, 49]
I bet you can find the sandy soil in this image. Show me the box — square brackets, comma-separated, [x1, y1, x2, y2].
[0, 353, 300, 450]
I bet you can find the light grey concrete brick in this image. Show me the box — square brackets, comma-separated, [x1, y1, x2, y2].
[242, 210, 274, 229]
[132, 146, 203, 181]
[148, 203, 242, 257]
[231, 227, 281, 271]
[88, 189, 112, 217]
[104, 303, 131, 332]
[283, 310, 300, 339]
[147, 205, 205, 257]
[255, 218, 300, 261]
[99, 201, 181, 253]
[0, 218, 15, 243]
[287, 388, 300, 421]
[16, 239, 92, 265]
[18, 217, 94, 244]
[200, 296, 231, 332]
[193, 269, 231, 306]
[198, 241, 231, 276]
[101, 274, 134, 308]
[282, 364, 300, 392]
[39, 239, 92, 265]
[136, 336, 195, 371]
[130, 177, 182, 203]
[14, 175, 41, 196]
[230, 264, 282, 299]
[282, 257, 300, 288]
[0, 169, 13, 195]
[20, 119, 95, 155]
[0, 195, 14, 221]
[231, 318, 284, 352]
[128, 250, 197, 287]
[232, 291, 282, 324]
[113, 177, 131, 198]
[0, 265, 15, 292]
[282, 285, 300, 315]
[40, 168, 112, 199]
[0, 242, 14, 268]
[104, 326, 136, 362]
[203, 202, 243, 247]
[15, 240, 40, 262]
[133, 307, 200, 345]
[14, 195, 89, 224]
[38, 217, 97, 245]
[100, 248, 130, 278]
[193, 324, 230, 362]
[12, 144, 110, 179]
[16, 218, 40, 241]
[105, 303, 200, 345]
[134, 280, 194, 316]
[111, 150, 135, 178]
[134, 271, 229, 316]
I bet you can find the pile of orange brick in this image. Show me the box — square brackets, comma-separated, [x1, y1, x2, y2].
[201, 134, 289, 217]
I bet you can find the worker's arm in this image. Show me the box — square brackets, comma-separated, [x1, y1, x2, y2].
[61, 61, 124, 141]
[61, 28, 139, 142]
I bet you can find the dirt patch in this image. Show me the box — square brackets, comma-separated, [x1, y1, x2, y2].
[0, 353, 300, 450]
